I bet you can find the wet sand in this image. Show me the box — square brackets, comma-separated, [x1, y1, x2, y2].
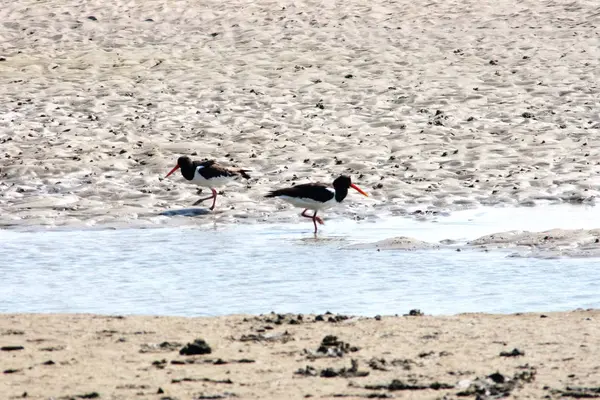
[1, 0, 599, 232]
[1, 311, 599, 399]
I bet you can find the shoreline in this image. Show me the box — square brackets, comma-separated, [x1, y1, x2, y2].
[3, 202, 600, 259]
[2, 310, 599, 399]
[0, 198, 594, 231]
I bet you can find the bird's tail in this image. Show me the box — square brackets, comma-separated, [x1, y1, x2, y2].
[264, 190, 279, 198]
[238, 169, 251, 179]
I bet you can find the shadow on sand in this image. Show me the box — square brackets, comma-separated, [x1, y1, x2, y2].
[159, 208, 212, 217]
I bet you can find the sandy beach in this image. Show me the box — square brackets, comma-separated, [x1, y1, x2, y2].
[1, 0, 599, 232]
[1, 311, 599, 399]
[2, 1, 600, 397]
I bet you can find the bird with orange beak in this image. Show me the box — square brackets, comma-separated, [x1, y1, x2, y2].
[265, 175, 368, 233]
[164, 156, 251, 211]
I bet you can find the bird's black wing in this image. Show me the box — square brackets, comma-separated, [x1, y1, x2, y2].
[265, 183, 334, 202]
[195, 160, 250, 179]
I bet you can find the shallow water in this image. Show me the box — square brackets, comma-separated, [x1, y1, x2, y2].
[1, 204, 600, 316]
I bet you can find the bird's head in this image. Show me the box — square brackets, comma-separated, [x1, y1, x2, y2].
[165, 156, 192, 178]
[333, 175, 368, 197]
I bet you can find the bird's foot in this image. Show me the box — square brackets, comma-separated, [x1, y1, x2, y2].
[315, 217, 324, 225]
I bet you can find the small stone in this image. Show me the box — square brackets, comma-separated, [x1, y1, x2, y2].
[87, 16, 97, 21]
[488, 372, 505, 383]
[320, 368, 338, 377]
[157, 387, 164, 394]
[179, 338, 212, 355]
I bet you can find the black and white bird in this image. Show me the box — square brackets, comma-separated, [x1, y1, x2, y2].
[265, 175, 368, 233]
[164, 156, 251, 211]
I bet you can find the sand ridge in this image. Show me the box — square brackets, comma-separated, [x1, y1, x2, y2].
[344, 227, 600, 258]
[1, 0, 600, 230]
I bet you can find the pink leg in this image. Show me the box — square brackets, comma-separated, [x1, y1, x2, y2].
[301, 209, 324, 225]
[209, 188, 218, 210]
[300, 209, 323, 233]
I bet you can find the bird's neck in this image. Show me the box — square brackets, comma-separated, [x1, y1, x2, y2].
[334, 187, 348, 202]
[181, 164, 196, 181]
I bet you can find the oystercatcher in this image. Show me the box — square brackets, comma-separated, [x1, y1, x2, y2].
[165, 156, 251, 210]
[265, 175, 368, 233]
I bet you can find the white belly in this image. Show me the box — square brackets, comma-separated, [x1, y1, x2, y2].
[279, 195, 338, 211]
[189, 173, 234, 188]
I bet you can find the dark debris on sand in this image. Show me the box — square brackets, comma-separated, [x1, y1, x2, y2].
[1, 329, 25, 335]
[4, 368, 21, 374]
[550, 386, 600, 398]
[329, 393, 393, 399]
[58, 393, 100, 400]
[304, 335, 360, 359]
[250, 311, 352, 324]
[315, 311, 352, 323]
[238, 331, 294, 344]
[170, 358, 255, 366]
[295, 359, 369, 378]
[1, 345, 24, 351]
[250, 312, 305, 325]
[171, 377, 233, 384]
[195, 393, 237, 399]
[139, 341, 182, 353]
[455, 368, 536, 399]
[499, 348, 525, 357]
[367, 357, 420, 371]
[179, 338, 212, 355]
[365, 379, 453, 391]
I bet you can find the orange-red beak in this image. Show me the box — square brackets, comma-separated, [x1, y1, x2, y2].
[165, 165, 180, 178]
[350, 183, 368, 197]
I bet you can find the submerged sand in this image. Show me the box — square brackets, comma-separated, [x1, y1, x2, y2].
[1, 311, 599, 399]
[346, 228, 600, 258]
[1, 0, 600, 231]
